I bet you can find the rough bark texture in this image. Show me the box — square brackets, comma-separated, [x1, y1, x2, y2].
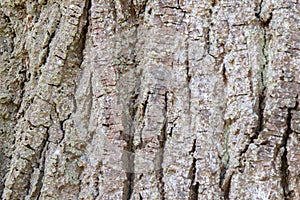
[0, 0, 300, 199]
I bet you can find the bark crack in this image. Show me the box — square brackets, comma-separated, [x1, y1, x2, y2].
[35, 128, 49, 199]
[155, 93, 168, 200]
[188, 139, 199, 200]
[240, 10, 271, 157]
[42, 4, 62, 67]
[121, 11, 140, 199]
[185, 37, 191, 118]
[79, 0, 91, 68]
[222, 173, 233, 200]
[219, 119, 234, 200]
[86, 72, 94, 142]
[122, 89, 137, 200]
[280, 99, 298, 199]
[205, 2, 216, 58]
[255, 0, 264, 19]
[25, 126, 50, 199]
[136, 91, 150, 149]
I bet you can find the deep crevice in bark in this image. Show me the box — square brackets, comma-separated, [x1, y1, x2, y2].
[86, 72, 94, 143]
[222, 173, 233, 200]
[255, 0, 264, 19]
[135, 91, 150, 149]
[185, 38, 191, 118]
[155, 93, 168, 200]
[186, 21, 199, 200]
[42, 6, 62, 67]
[78, 0, 91, 69]
[188, 139, 199, 200]
[219, 120, 232, 199]
[122, 89, 138, 200]
[139, 192, 143, 200]
[240, 11, 271, 157]
[221, 63, 227, 84]
[281, 99, 298, 199]
[35, 128, 50, 199]
[255, 0, 271, 142]
[24, 126, 49, 199]
[121, 15, 140, 200]
[205, 2, 216, 58]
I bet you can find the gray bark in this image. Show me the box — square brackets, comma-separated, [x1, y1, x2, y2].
[1, 0, 300, 199]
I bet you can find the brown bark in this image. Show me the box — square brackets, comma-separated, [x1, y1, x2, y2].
[0, 0, 300, 199]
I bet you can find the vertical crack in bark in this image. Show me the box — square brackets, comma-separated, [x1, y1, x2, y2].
[281, 99, 298, 199]
[74, 0, 91, 126]
[79, 0, 92, 67]
[122, 112, 135, 200]
[255, 0, 264, 19]
[219, 49, 229, 196]
[122, 88, 138, 200]
[240, 11, 271, 157]
[188, 139, 199, 200]
[58, 113, 72, 144]
[35, 127, 50, 199]
[185, 37, 191, 119]
[258, 5, 272, 130]
[205, 2, 216, 58]
[258, 26, 268, 133]
[121, 97, 135, 200]
[86, 72, 94, 143]
[24, 125, 50, 199]
[136, 91, 150, 149]
[222, 173, 233, 200]
[139, 192, 143, 200]
[42, 4, 62, 67]
[185, 18, 199, 200]
[94, 162, 101, 199]
[121, 5, 139, 198]
[72, 79, 78, 113]
[155, 93, 168, 200]
[221, 63, 227, 84]
[219, 122, 230, 197]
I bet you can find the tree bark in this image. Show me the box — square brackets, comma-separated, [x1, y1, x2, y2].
[1, 0, 300, 199]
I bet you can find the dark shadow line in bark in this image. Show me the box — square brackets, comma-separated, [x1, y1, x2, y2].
[121, 6, 140, 197]
[35, 127, 50, 199]
[155, 93, 168, 200]
[24, 126, 49, 199]
[188, 139, 199, 200]
[222, 173, 233, 200]
[281, 99, 298, 199]
[42, 4, 62, 67]
[239, 13, 271, 157]
[122, 90, 138, 200]
[185, 37, 191, 118]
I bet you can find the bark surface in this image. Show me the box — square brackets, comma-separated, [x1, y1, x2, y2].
[0, 0, 300, 199]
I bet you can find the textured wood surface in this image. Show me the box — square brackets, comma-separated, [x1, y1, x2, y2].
[0, 0, 300, 199]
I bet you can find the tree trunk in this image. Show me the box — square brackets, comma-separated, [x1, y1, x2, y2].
[1, 0, 300, 199]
